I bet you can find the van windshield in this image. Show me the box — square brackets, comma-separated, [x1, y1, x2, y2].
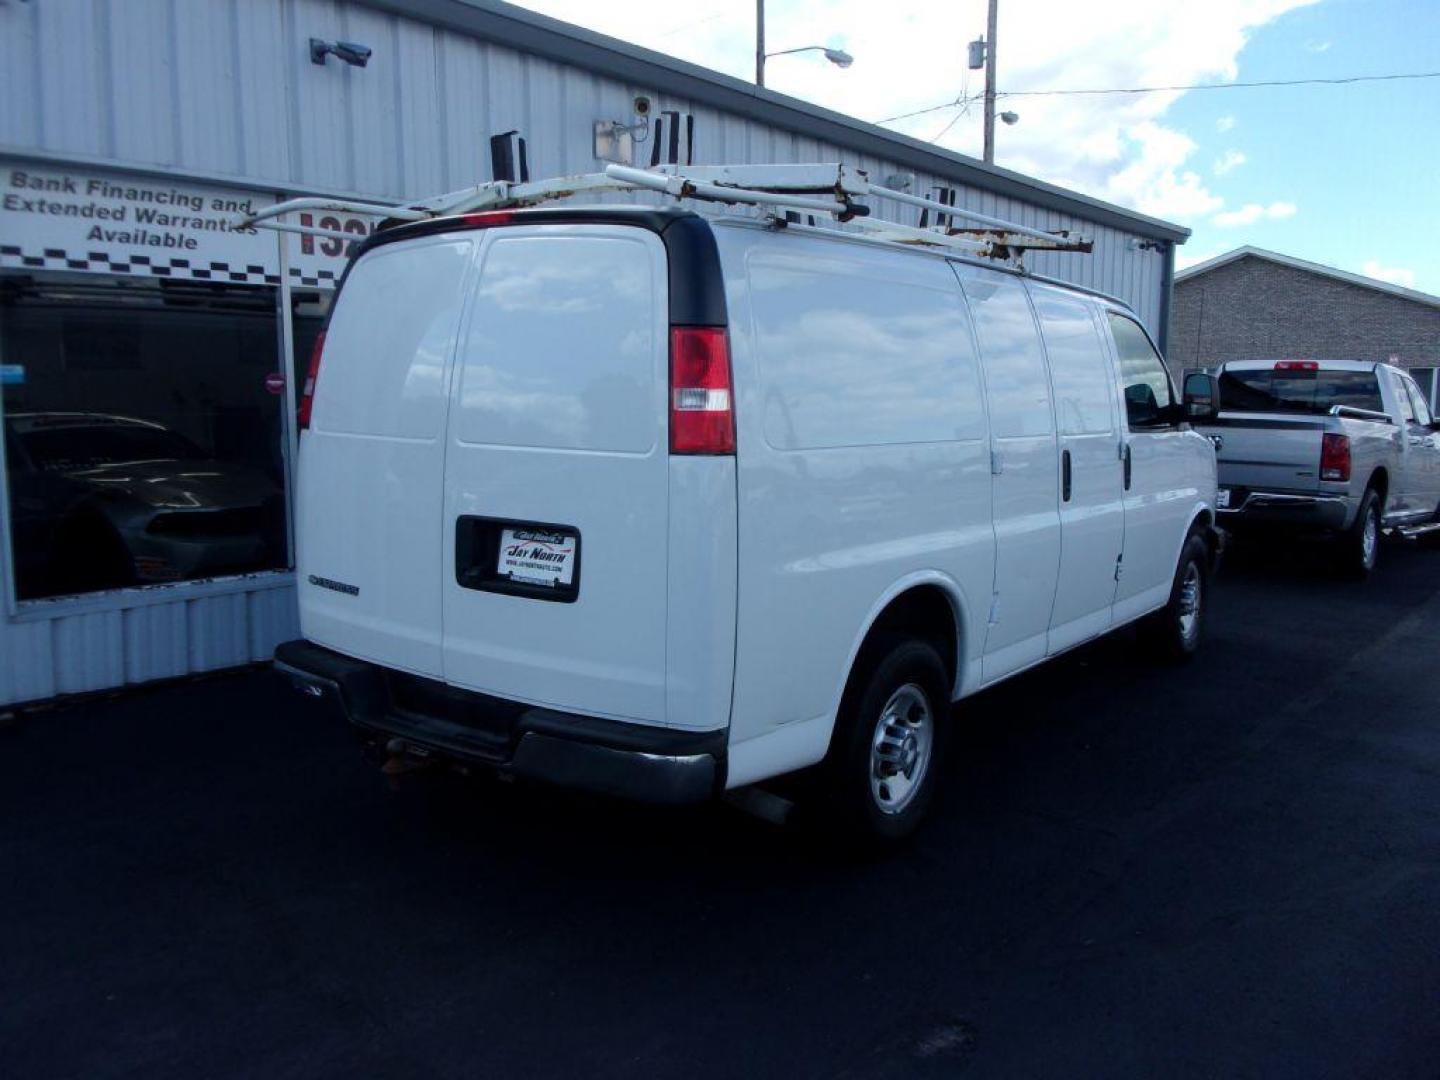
[1218, 368, 1383, 415]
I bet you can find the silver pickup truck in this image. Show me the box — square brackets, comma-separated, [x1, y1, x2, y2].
[1185, 360, 1440, 576]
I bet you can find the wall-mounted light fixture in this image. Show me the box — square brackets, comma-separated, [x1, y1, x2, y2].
[310, 38, 373, 67]
[594, 95, 656, 164]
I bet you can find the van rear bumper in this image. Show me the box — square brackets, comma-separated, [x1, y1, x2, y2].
[273, 640, 723, 804]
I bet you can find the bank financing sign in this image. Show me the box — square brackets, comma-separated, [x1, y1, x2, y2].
[1, 159, 373, 289]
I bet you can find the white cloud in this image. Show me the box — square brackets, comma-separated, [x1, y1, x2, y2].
[1213, 149, 1247, 175]
[1212, 201, 1298, 227]
[1362, 260, 1416, 288]
[508, 0, 1318, 225]
[1305, 39, 1332, 52]
[1216, 115, 1237, 133]
[1104, 122, 1223, 218]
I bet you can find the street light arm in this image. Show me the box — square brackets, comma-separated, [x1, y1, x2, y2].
[765, 45, 854, 67]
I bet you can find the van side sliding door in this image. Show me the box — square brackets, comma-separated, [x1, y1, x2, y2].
[953, 268, 1061, 682]
[1029, 285, 1126, 654]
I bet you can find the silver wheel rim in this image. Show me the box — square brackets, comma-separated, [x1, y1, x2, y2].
[1361, 506, 1378, 568]
[1177, 562, 1202, 643]
[870, 683, 934, 815]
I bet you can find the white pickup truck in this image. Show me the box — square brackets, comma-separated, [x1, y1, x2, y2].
[1187, 359, 1440, 576]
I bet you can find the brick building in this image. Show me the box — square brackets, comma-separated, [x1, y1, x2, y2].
[1169, 246, 1440, 398]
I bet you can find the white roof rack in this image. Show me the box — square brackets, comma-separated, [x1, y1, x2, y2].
[236, 163, 1093, 261]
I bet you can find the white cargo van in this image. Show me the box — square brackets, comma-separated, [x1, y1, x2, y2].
[276, 203, 1220, 840]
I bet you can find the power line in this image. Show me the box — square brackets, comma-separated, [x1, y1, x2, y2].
[997, 70, 1440, 98]
[877, 96, 976, 125]
[875, 70, 1440, 125]
[929, 99, 972, 142]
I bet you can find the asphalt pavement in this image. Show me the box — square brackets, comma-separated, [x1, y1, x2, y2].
[3, 536, 1438, 1079]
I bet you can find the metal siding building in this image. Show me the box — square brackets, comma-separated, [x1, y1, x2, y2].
[0, 0, 1186, 707]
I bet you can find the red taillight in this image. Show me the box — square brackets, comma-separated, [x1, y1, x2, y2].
[298, 330, 325, 430]
[1321, 432, 1351, 482]
[1275, 360, 1319, 371]
[459, 210, 515, 228]
[669, 326, 734, 455]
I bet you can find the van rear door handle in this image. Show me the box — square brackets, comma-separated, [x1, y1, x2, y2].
[1061, 448, 1072, 502]
[1123, 443, 1132, 490]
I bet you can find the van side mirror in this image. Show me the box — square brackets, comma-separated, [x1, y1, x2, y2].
[1182, 372, 1221, 422]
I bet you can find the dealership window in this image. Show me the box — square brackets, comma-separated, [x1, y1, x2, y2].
[1, 272, 289, 602]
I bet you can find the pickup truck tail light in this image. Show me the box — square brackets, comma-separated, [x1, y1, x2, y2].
[1320, 432, 1351, 482]
[670, 326, 735, 455]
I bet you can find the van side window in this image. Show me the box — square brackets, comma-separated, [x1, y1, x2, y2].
[1032, 292, 1114, 435]
[1107, 313, 1175, 427]
[960, 275, 1052, 438]
[749, 252, 985, 449]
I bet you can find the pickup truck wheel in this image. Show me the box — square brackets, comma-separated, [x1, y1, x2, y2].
[1148, 533, 1209, 662]
[817, 636, 950, 845]
[1338, 488, 1380, 579]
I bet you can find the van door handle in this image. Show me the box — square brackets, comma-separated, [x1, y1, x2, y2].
[1123, 443, 1132, 490]
[1061, 448, 1072, 502]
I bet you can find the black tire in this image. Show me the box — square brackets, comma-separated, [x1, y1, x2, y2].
[815, 636, 950, 845]
[1337, 487, 1381, 579]
[1147, 532, 1209, 662]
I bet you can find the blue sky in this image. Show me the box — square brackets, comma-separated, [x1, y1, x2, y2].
[512, 0, 1437, 293]
[1163, 0, 1439, 290]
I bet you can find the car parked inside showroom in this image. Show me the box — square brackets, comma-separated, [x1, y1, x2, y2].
[4, 412, 284, 599]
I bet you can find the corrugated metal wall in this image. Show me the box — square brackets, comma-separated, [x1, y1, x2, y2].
[0, 580, 298, 705]
[0, 0, 1166, 330]
[0, 0, 1168, 706]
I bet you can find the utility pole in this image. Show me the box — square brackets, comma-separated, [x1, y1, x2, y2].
[982, 0, 998, 163]
[756, 0, 766, 86]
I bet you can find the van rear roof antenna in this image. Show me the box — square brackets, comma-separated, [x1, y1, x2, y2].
[236, 163, 1093, 260]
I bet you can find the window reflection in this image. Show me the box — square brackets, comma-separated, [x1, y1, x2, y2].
[3, 273, 287, 600]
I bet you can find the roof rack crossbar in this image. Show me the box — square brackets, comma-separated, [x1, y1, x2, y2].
[233, 163, 1092, 259]
[864, 182, 1061, 245]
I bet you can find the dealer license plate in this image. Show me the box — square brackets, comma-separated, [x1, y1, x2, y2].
[1216, 489, 1231, 509]
[497, 527, 577, 588]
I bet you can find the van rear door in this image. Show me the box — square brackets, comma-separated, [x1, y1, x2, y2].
[297, 236, 473, 677]
[440, 225, 673, 725]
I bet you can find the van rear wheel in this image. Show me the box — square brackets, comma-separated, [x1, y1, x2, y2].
[816, 636, 950, 845]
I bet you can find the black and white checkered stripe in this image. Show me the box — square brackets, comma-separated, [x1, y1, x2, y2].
[0, 244, 280, 284]
[286, 267, 341, 288]
[1, 245, 342, 288]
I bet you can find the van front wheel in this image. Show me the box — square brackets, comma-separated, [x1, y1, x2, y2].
[1146, 533, 1209, 662]
[818, 637, 950, 844]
